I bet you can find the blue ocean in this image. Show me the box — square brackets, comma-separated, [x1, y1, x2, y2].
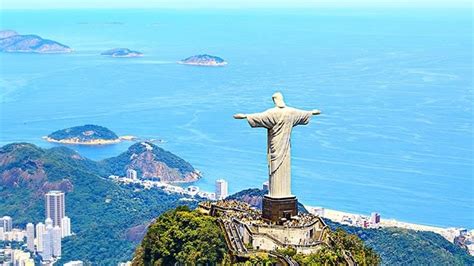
[0, 9, 472, 228]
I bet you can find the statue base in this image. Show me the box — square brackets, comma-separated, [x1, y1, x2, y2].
[262, 195, 298, 222]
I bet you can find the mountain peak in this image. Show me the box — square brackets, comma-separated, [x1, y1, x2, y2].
[103, 142, 200, 183]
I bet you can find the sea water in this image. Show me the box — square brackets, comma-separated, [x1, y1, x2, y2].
[0, 9, 472, 228]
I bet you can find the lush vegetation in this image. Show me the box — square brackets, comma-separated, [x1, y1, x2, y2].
[132, 206, 229, 265]
[324, 219, 474, 265]
[47, 124, 119, 141]
[101, 142, 196, 177]
[0, 143, 197, 264]
[240, 253, 278, 265]
[132, 205, 378, 265]
[1, 144, 472, 265]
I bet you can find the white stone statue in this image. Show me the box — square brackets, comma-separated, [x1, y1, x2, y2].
[234, 92, 320, 198]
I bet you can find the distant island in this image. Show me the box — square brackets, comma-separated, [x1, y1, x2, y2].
[44, 124, 135, 145]
[178, 54, 227, 66]
[0, 30, 72, 53]
[101, 48, 143, 58]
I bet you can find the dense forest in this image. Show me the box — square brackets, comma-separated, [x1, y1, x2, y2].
[132, 206, 229, 265]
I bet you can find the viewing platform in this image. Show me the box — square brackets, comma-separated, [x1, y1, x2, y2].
[198, 200, 330, 255]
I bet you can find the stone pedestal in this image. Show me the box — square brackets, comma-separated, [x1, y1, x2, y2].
[262, 195, 298, 222]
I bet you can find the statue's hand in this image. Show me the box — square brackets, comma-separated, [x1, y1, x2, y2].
[312, 109, 321, 115]
[233, 113, 247, 119]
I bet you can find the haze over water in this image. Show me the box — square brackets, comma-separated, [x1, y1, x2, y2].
[0, 9, 472, 228]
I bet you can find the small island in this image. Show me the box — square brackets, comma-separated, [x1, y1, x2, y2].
[178, 54, 227, 66]
[101, 48, 143, 58]
[0, 30, 72, 53]
[44, 125, 134, 145]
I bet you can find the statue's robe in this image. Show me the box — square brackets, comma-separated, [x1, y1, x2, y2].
[247, 107, 312, 198]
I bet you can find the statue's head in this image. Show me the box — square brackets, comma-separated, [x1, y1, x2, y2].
[272, 92, 286, 108]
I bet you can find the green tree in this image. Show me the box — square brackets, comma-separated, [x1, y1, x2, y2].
[132, 206, 228, 265]
[331, 228, 380, 265]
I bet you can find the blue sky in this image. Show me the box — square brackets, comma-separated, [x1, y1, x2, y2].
[1, 0, 472, 9]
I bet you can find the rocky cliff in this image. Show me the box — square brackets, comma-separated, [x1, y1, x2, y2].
[101, 142, 200, 182]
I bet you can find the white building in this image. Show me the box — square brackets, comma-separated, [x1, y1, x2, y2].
[45, 190, 66, 227]
[36, 222, 45, 252]
[42, 225, 53, 261]
[5, 229, 25, 242]
[10, 249, 34, 266]
[26, 223, 35, 252]
[0, 216, 13, 232]
[45, 218, 53, 228]
[215, 179, 228, 200]
[61, 216, 72, 238]
[262, 181, 269, 191]
[0, 227, 4, 241]
[52, 226, 62, 257]
[64, 261, 84, 266]
[127, 169, 138, 180]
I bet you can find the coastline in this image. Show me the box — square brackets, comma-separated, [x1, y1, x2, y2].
[43, 136, 136, 145]
[306, 206, 472, 244]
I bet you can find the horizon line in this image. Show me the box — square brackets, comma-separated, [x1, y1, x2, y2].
[1, 6, 472, 10]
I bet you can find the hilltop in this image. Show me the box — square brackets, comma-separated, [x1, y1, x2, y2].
[0, 30, 72, 53]
[131, 204, 379, 265]
[101, 142, 201, 182]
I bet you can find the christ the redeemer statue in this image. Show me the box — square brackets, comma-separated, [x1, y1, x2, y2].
[234, 92, 320, 221]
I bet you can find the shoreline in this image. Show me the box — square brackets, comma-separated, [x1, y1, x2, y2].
[43, 136, 136, 145]
[306, 206, 472, 244]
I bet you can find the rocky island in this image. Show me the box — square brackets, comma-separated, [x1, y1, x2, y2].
[0, 30, 72, 53]
[101, 48, 143, 57]
[178, 54, 227, 66]
[44, 124, 131, 145]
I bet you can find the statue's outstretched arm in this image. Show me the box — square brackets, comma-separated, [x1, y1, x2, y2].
[233, 113, 247, 119]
